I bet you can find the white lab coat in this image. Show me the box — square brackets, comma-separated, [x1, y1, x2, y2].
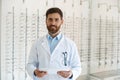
[26, 34, 81, 80]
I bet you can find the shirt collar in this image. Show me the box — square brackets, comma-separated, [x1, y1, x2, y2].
[47, 32, 62, 40]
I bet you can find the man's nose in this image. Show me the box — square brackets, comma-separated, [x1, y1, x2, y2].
[51, 20, 56, 25]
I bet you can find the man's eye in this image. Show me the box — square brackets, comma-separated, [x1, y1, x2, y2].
[48, 19, 53, 22]
[55, 19, 59, 21]
[49, 19, 52, 21]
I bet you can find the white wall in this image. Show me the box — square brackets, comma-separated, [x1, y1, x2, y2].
[0, 0, 1, 79]
[1, 0, 120, 80]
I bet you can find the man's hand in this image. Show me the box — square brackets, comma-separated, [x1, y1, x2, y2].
[57, 70, 72, 78]
[34, 69, 47, 78]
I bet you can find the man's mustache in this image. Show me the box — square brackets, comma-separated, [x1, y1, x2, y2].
[49, 25, 57, 27]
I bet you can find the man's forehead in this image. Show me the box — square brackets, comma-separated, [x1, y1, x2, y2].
[47, 13, 61, 18]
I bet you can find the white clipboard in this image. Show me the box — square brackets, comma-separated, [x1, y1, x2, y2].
[39, 67, 70, 74]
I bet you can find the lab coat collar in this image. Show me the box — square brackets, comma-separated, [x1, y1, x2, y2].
[41, 33, 65, 55]
[47, 32, 62, 40]
[51, 34, 66, 55]
[41, 36, 51, 54]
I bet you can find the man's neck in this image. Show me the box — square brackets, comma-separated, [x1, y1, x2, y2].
[49, 31, 60, 38]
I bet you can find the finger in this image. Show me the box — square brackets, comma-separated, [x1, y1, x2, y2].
[43, 71, 47, 75]
[57, 70, 72, 78]
[57, 71, 66, 78]
[40, 71, 47, 73]
[37, 72, 47, 77]
[57, 71, 62, 75]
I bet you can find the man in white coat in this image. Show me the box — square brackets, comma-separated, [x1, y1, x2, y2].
[26, 7, 81, 80]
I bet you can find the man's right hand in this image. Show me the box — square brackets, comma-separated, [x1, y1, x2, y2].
[34, 69, 47, 78]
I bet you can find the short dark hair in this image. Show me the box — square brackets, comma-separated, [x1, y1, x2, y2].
[46, 7, 63, 19]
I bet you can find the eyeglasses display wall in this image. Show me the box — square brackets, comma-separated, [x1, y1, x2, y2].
[1, 0, 120, 80]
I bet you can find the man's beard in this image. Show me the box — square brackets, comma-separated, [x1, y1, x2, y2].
[47, 25, 60, 34]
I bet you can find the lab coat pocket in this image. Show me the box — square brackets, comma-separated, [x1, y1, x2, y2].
[54, 51, 70, 67]
[54, 53, 66, 67]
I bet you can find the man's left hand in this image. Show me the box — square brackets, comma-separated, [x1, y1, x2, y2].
[57, 70, 72, 78]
